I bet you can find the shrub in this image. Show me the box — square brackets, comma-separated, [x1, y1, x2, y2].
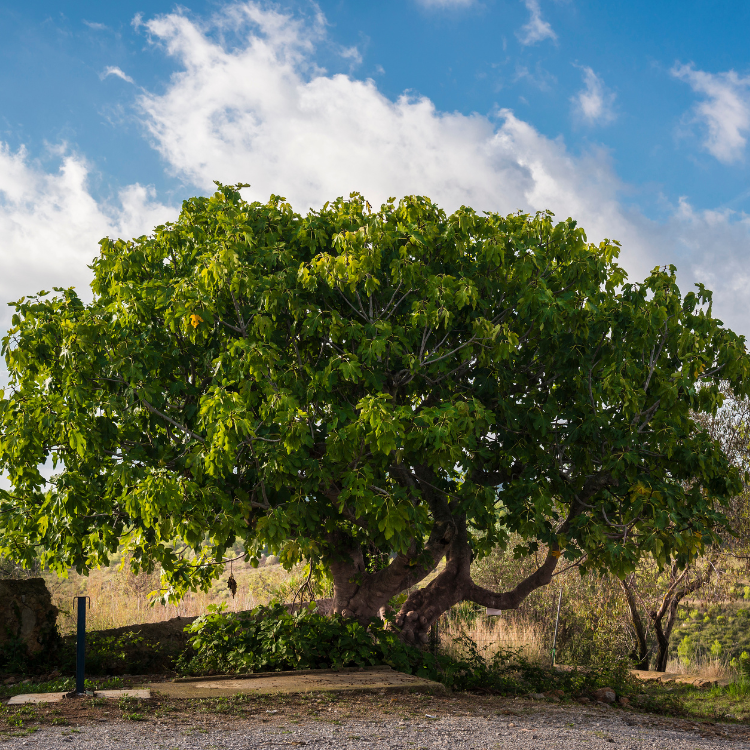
[176, 602, 637, 698]
[176, 602, 429, 677]
[678, 635, 695, 666]
[0, 627, 62, 675]
[740, 651, 750, 678]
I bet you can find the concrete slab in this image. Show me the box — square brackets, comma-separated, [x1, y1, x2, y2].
[150, 666, 445, 698]
[7, 692, 67, 705]
[6, 688, 150, 705]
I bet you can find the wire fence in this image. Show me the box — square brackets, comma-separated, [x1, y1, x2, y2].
[430, 593, 564, 667]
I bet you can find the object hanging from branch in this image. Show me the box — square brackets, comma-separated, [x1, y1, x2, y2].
[227, 561, 237, 599]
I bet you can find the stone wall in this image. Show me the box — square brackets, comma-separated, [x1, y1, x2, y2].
[0, 578, 58, 655]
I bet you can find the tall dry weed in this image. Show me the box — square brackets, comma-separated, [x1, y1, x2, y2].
[45, 559, 296, 634]
[666, 655, 734, 680]
[438, 614, 549, 665]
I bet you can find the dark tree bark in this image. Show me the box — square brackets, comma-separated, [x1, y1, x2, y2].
[324, 467, 616, 645]
[325, 467, 461, 626]
[650, 564, 711, 672]
[620, 574, 651, 670]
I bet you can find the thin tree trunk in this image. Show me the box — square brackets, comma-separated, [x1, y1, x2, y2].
[620, 574, 650, 670]
[650, 564, 711, 672]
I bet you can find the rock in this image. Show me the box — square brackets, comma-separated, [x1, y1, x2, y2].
[3, 675, 19, 685]
[544, 689, 565, 701]
[527, 692, 546, 701]
[0, 578, 58, 657]
[577, 696, 591, 703]
[593, 687, 616, 704]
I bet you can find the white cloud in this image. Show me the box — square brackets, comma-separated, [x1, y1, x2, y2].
[136, 3, 614, 227]
[84, 21, 109, 31]
[339, 46, 362, 67]
[517, 0, 556, 46]
[672, 63, 750, 164]
[129, 2, 750, 339]
[2, 0, 747, 377]
[0, 144, 174, 341]
[101, 66, 135, 84]
[571, 66, 616, 125]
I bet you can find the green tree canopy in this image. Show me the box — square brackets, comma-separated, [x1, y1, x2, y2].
[1, 185, 748, 643]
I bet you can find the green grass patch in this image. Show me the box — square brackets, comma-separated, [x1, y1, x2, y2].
[672, 603, 750, 664]
[636, 678, 750, 722]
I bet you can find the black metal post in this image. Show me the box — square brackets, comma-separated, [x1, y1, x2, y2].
[75, 597, 87, 695]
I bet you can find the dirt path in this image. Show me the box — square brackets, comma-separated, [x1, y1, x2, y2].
[1, 705, 749, 749]
[2, 690, 750, 749]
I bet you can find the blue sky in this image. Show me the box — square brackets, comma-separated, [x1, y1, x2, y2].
[1, 0, 750, 341]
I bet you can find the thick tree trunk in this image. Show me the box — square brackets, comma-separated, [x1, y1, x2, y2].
[326, 513, 458, 624]
[325, 468, 613, 646]
[620, 575, 651, 670]
[394, 516, 474, 645]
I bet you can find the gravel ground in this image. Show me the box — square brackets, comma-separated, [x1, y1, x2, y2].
[2, 706, 750, 750]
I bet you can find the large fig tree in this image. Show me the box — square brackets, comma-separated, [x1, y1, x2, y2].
[1, 185, 748, 644]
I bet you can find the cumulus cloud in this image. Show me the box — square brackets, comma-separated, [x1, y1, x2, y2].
[0, 144, 174, 341]
[101, 66, 135, 84]
[517, 0, 556, 46]
[672, 63, 750, 164]
[128, 2, 750, 338]
[571, 66, 616, 125]
[3, 1, 746, 356]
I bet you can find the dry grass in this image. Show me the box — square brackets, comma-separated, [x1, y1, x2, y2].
[43, 554, 551, 673]
[44, 557, 298, 635]
[42, 553, 554, 670]
[438, 614, 549, 665]
[666, 655, 735, 680]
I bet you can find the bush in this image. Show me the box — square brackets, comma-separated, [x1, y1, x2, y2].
[0, 628, 63, 675]
[177, 602, 436, 678]
[678, 635, 695, 666]
[176, 602, 637, 698]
